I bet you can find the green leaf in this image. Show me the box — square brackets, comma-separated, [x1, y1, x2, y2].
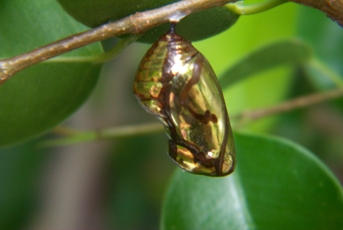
[0, 0, 103, 147]
[161, 133, 343, 229]
[219, 39, 312, 88]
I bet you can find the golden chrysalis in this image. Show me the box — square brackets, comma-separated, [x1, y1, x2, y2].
[133, 24, 236, 176]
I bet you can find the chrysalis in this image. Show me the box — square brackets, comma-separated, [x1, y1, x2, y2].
[133, 24, 236, 176]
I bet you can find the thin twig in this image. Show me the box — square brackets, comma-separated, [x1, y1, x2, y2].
[234, 87, 343, 127]
[0, 0, 233, 85]
[41, 88, 343, 147]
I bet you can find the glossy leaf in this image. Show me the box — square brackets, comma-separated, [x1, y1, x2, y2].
[161, 132, 343, 229]
[0, 0, 103, 146]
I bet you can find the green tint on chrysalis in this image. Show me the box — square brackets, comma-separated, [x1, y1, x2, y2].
[133, 23, 236, 176]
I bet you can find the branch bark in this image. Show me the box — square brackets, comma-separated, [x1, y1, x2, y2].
[1, 0, 342, 85]
[0, 0, 233, 85]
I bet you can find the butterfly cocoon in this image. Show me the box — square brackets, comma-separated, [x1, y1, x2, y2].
[133, 24, 236, 176]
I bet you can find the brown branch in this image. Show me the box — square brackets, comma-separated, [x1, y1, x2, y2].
[234, 87, 343, 126]
[290, 0, 343, 27]
[0, 0, 233, 85]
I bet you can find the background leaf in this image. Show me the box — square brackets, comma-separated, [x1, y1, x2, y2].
[219, 39, 312, 88]
[0, 139, 47, 229]
[297, 7, 343, 85]
[0, 0, 103, 147]
[161, 133, 343, 229]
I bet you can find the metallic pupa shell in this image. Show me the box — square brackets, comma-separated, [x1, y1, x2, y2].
[133, 26, 236, 176]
